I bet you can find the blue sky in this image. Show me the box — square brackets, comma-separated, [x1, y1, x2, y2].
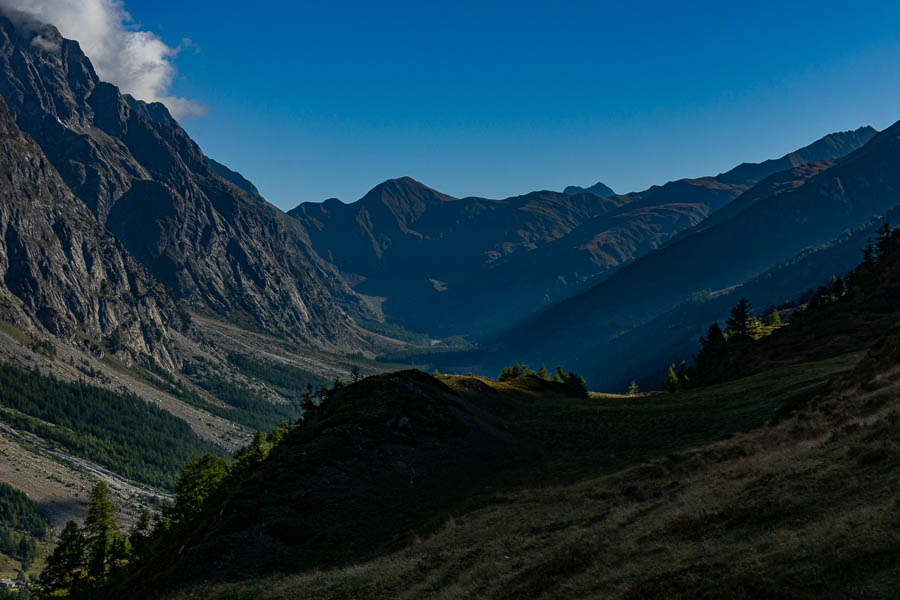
[122, 0, 900, 209]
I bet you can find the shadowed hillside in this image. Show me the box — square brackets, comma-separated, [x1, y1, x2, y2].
[112, 349, 862, 597]
[290, 127, 873, 339]
[478, 122, 899, 384]
[150, 196, 900, 600]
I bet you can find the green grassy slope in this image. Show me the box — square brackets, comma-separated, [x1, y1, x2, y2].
[116, 349, 857, 598]
[173, 343, 899, 599]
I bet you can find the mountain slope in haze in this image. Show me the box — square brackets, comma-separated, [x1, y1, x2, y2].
[290, 129, 874, 339]
[0, 14, 377, 349]
[479, 122, 895, 382]
[712, 126, 877, 185]
[589, 202, 900, 393]
[290, 177, 627, 277]
[289, 178, 631, 335]
[429, 128, 872, 337]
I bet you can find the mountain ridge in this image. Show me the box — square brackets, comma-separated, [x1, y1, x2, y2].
[290, 126, 876, 339]
[473, 121, 899, 385]
[0, 13, 380, 351]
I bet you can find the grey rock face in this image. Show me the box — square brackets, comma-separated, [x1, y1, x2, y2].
[0, 14, 377, 351]
[0, 96, 182, 366]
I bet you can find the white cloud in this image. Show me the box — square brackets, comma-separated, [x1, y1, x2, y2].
[0, 0, 206, 118]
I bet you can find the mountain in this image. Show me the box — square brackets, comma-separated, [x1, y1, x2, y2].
[476, 122, 898, 385]
[113, 240, 900, 598]
[0, 15, 377, 350]
[563, 181, 615, 196]
[0, 95, 182, 367]
[604, 199, 900, 393]
[289, 178, 630, 335]
[713, 126, 877, 185]
[290, 128, 874, 340]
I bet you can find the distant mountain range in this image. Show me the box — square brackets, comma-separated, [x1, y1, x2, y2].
[0, 7, 892, 395]
[470, 122, 899, 387]
[290, 127, 875, 339]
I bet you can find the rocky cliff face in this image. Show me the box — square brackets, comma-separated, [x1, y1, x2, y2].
[0, 96, 182, 366]
[0, 14, 377, 351]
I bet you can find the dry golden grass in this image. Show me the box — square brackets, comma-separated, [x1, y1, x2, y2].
[168, 355, 899, 599]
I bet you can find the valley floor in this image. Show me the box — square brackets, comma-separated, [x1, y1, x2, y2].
[167, 352, 900, 599]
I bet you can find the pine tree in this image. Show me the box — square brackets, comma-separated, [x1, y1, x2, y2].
[233, 431, 270, 472]
[300, 383, 316, 416]
[512, 361, 523, 378]
[41, 521, 86, 592]
[832, 275, 845, 297]
[768, 308, 782, 326]
[663, 364, 679, 393]
[677, 360, 690, 386]
[554, 366, 566, 383]
[862, 238, 876, 266]
[16, 536, 29, 560]
[694, 322, 729, 383]
[84, 481, 117, 581]
[726, 298, 753, 341]
[537, 364, 550, 381]
[172, 454, 229, 524]
[627, 381, 639, 396]
[874, 222, 895, 259]
[128, 510, 152, 561]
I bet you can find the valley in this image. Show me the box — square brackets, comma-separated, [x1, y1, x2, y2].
[0, 4, 896, 598]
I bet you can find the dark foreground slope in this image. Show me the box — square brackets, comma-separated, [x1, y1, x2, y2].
[161, 219, 900, 600]
[115, 341, 867, 596]
[176, 345, 899, 600]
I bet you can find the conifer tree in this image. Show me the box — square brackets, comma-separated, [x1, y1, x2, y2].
[40, 521, 86, 592]
[300, 383, 316, 416]
[512, 361, 523, 378]
[832, 275, 845, 297]
[233, 431, 270, 471]
[874, 222, 895, 259]
[627, 381, 639, 396]
[554, 366, 566, 383]
[663, 364, 680, 393]
[172, 454, 229, 524]
[128, 510, 152, 561]
[694, 322, 729, 383]
[537, 364, 550, 381]
[862, 238, 876, 267]
[84, 481, 117, 581]
[726, 298, 753, 341]
[768, 308, 782, 326]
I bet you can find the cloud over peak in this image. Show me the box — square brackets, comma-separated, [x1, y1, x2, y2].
[0, 0, 206, 118]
